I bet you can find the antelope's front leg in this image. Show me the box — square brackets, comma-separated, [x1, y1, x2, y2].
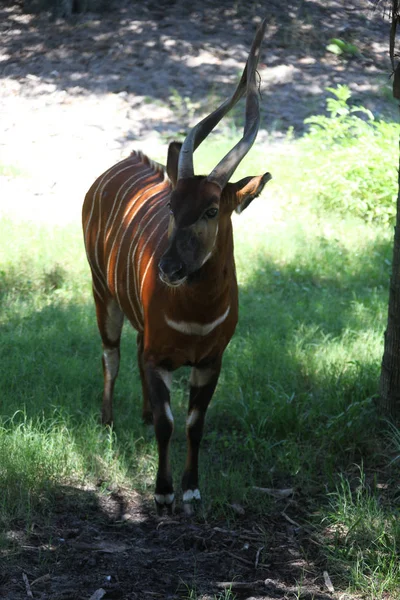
[144, 363, 175, 515]
[182, 360, 221, 514]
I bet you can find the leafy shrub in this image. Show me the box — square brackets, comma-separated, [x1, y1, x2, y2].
[299, 85, 398, 223]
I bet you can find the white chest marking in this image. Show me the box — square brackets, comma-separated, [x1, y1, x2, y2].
[165, 305, 230, 336]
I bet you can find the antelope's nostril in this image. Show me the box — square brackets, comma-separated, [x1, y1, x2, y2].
[159, 256, 185, 280]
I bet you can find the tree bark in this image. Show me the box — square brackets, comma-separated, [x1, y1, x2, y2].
[378, 3, 400, 422]
[379, 137, 400, 421]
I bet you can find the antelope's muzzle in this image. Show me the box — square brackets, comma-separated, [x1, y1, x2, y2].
[158, 254, 187, 287]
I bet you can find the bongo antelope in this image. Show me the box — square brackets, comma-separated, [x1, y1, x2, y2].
[82, 18, 271, 514]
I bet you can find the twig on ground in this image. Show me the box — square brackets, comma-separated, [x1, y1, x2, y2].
[323, 571, 335, 592]
[88, 589, 106, 600]
[255, 545, 265, 569]
[31, 574, 51, 586]
[213, 526, 238, 536]
[227, 551, 254, 567]
[22, 573, 33, 599]
[156, 519, 181, 529]
[281, 511, 301, 528]
[216, 580, 264, 591]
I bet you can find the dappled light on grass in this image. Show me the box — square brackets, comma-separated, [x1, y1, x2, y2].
[1, 93, 400, 595]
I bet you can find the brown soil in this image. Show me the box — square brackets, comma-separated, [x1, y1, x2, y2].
[2, 483, 335, 600]
[0, 1, 394, 599]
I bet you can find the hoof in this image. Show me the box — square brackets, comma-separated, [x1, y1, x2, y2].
[154, 493, 175, 516]
[182, 488, 201, 516]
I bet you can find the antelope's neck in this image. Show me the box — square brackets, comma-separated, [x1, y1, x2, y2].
[181, 233, 236, 315]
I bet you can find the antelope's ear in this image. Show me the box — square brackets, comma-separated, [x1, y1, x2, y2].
[166, 141, 182, 188]
[231, 172, 272, 214]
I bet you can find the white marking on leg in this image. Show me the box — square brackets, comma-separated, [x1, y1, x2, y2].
[103, 348, 119, 380]
[156, 368, 173, 392]
[154, 493, 175, 505]
[183, 489, 201, 503]
[186, 409, 199, 429]
[164, 403, 174, 425]
[165, 305, 230, 336]
[190, 368, 215, 388]
[105, 301, 124, 342]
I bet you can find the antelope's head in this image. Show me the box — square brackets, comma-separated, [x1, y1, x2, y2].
[159, 19, 271, 288]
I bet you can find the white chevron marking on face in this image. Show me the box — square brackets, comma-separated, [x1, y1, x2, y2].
[165, 305, 230, 336]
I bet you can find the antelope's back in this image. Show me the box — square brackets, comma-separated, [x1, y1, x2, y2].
[82, 151, 171, 331]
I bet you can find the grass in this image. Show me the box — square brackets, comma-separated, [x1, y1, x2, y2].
[1, 89, 400, 598]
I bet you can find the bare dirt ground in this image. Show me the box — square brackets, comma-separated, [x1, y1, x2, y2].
[0, 0, 394, 223]
[0, 1, 396, 599]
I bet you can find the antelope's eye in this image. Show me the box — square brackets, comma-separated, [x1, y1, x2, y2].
[204, 207, 218, 219]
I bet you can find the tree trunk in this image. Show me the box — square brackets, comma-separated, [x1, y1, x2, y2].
[379, 135, 400, 422]
[379, 3, 400, 422]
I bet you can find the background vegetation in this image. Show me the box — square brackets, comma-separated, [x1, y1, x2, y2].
[1, 85, 399, 598]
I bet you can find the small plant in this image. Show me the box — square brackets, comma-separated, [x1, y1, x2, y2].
[326, 38, 361, 58]
[299, 85, 398, 223]
[169, 88, 200, 123]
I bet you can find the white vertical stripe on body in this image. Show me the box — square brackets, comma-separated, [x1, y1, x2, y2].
[139, 216, 169, 303]
[91, 159, 137, 291]
[132, 195, 168, 306]
[108, 179, 158, 326]
[104, 167, 151, 246]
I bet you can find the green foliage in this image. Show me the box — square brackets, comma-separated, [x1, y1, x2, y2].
[299, 85, 398, 223]
[0, 163, 25, 177]
[0, 88, 399, 595]
[320, 468, 400, 596]
[326, 38, 361, 57]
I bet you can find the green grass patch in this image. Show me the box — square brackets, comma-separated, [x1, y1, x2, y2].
[194, 85, 398, 225]
[319, 468, 400, 596]
[0, 91, 399, 597]
[0, 162, 25, 177]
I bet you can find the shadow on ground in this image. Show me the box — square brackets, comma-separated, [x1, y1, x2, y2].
[1, 481, 337, 600]
[0, 224, 392, 598]
[1, 0, 394, 137]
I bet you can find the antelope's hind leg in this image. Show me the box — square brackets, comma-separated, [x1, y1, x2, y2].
[143, 362, 175, 515]
[137, 333, 153, 424]
[182, 361, 221, 515]
[93, 292, 124, 426]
